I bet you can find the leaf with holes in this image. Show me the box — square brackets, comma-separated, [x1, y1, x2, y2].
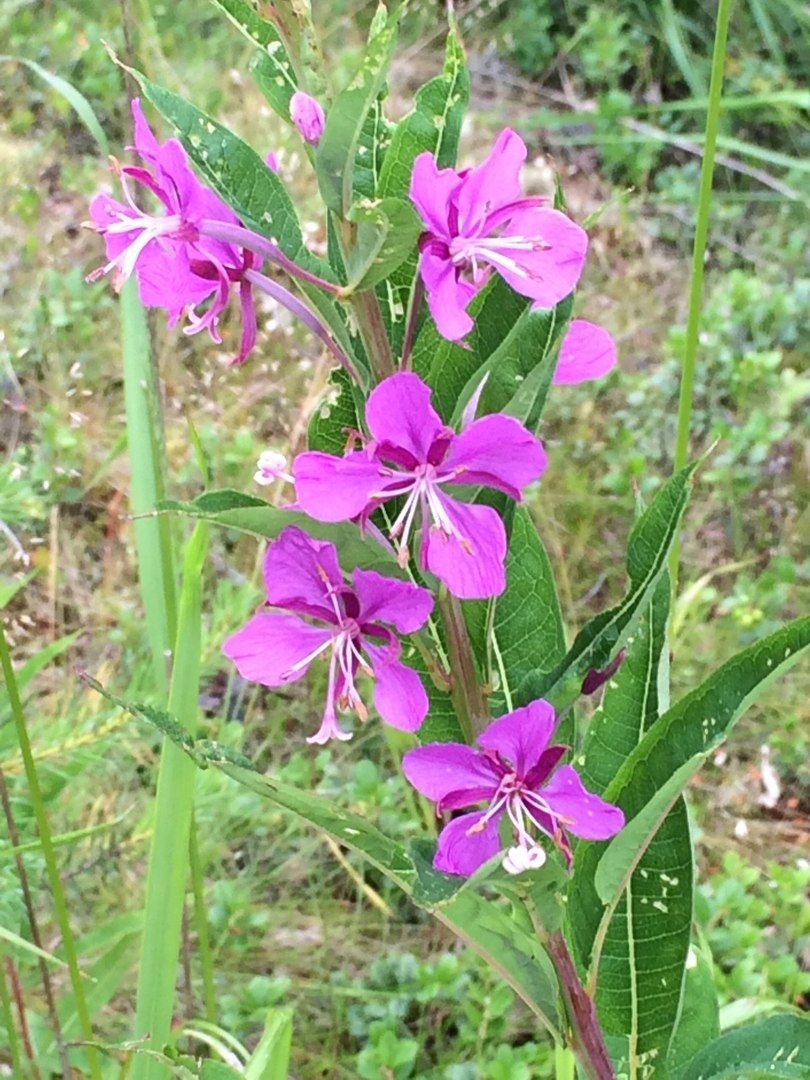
[570, 614, 810, 1059]
[307, 367, 361, 455]
[667, 936, 720, 1075]
[210, 0, 297, 119]
[315, 11, 399, 213]
[344, 197, 423, 292]
[465, 506, 566, 717]
[676, 1014, 810, 1079]
[519, 463, 697, 710]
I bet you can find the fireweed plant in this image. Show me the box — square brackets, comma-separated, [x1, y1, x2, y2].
[84, 5, 810, 1078]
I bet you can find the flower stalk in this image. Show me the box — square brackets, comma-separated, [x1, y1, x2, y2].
[349, 287, 396, 382]
[437, 590, 488, 743]
[546, 930, 615, 1080]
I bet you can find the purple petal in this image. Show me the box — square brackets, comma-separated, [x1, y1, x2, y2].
[409, 152, 463, 239]
[553, 320, 617, 385]
[365, 373, 446, 463]
[498, 207, 588, 309]
[352, 569, 433, 633]
[262, 526, 342, 621]
[293, 451, 383, 522]
[136, 244, 215, 323]
[455, 128, 527, 236]
[365, 643, 428, 733]
[434, 811, 502, 877]
[419, 248, 478, 342]
[477, 699, 556, 776]
[290, 91, 326, 144]
[130, 98, 161, 164]
[443, 414, 547, 499]
[223, 612, 332, 686]
[423, 497, 506, 599]
[265, 150, 280, 172]
[402, 743, 501, 806]
[232, 276, 258, 365]
[541, 765, 625, 840]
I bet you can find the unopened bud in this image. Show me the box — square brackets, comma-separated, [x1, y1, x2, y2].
[502, 844, 546, 875]
[254, 449, 290, 486]
[290, 91, 325, 145]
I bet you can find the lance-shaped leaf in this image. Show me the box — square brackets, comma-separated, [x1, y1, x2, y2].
[569, 614, 810, 1058]
[676, 1014, 810, 1079]
[315, 10, 399, 213]
[158, 490, 398, 575]
[376, 31, 469, 349]
[518, 463, 697, 709]
[86, 684, 563, 1035]
[666, 937, 720, 1076]
[344, 197, 423, 292]
[465, 506, 566, 717]
[449, 295, 572, 432]
[209, 0, 297, 119]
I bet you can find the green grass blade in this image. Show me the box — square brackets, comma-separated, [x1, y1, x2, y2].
[669, 0, 733, 596]
[0, 620, 103, 1080]
[245, 1008, 294, 1080]
[0, 55, 109, 153]
[121, 280, 177, 694]
[132, 522, 209, 1080]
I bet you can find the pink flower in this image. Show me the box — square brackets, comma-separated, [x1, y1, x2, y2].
[88, 99, 260, 364]
[553, 320, 617, 385]
[409, 128, 589, 341]
[403, 700, 624, 876]
[290, 91, 326, 145]
[223, 526, 433, 744]
[292, 373, 546, 600]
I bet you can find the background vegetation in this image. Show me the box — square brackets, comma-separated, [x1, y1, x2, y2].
[1, 0, 808, 1076]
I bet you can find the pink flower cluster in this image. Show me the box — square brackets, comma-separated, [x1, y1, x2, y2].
[89, 107, 623, 875]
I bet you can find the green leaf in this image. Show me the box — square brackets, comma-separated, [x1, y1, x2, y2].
[411, 277, 528, 421]
[208, 0, 297, 119]
[449, 295, 572, 432]
[0, 56, 108, 153]
[411, 640, 463, 744]
[667, 937, 720, 1076]
[580, 575, 670, 795]
[353, 97, 394, 202]
[571, 615, 810, 1057]
[677, 1015, 810, 1079]
[466, 506, 566, 716]
[158, 489, 398, 575]
[315, 10, 399, 213]
[245, 1008, 293, 1080]
[520, 463, 697, 709]
[378, 30, 468, 199]
[344, 197, 423, 292]
[133, 72, 329, 278]
[307, 366, 361, 454]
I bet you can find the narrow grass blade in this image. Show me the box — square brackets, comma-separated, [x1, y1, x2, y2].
[669, 0, 733, 596]
[131, 522, 209, 1080]
[0, 621, 102, 1080]
[0, 944, 25, 1078]
[0, 55, 109, 153]
[245, 1008, 294, 1080]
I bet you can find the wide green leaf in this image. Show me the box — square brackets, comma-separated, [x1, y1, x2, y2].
[570, 615, 810, 1058]
[344, 197, 423, 292]
[466, 506, 566, 716]
[667, 937, 720, 1076]
[208, 0, 297, 118]
[377, 30, 468, 199]
[307, 366, 362, 455]
[519, 463, 697, 709]
[158, 490, 398, 574]
[677, 1014, 810, 1079]
[315, 10, 399, 213]
[449, 295, 572, 432]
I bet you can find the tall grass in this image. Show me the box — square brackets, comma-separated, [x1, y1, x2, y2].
[670, 0, 734, 596]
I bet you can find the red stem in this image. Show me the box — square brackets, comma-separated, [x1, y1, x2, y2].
[547, 931, 615, 1080]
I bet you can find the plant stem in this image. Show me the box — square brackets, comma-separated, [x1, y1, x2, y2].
[669, 0, 733, 597]
[0, 768, 70, 1078]
[0, 945, 25, 1079]
[0, 621, 102, 1080]
[350, 289, 395, 383]
[188, 814, 217, 1023]
[547, 931, 615, 1080]
[437, 592, 489, 743]
[400, 276, 424, 371]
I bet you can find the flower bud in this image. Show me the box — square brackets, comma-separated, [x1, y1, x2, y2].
[254, 449, 290, 486]
[290, 91, 325, 145]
